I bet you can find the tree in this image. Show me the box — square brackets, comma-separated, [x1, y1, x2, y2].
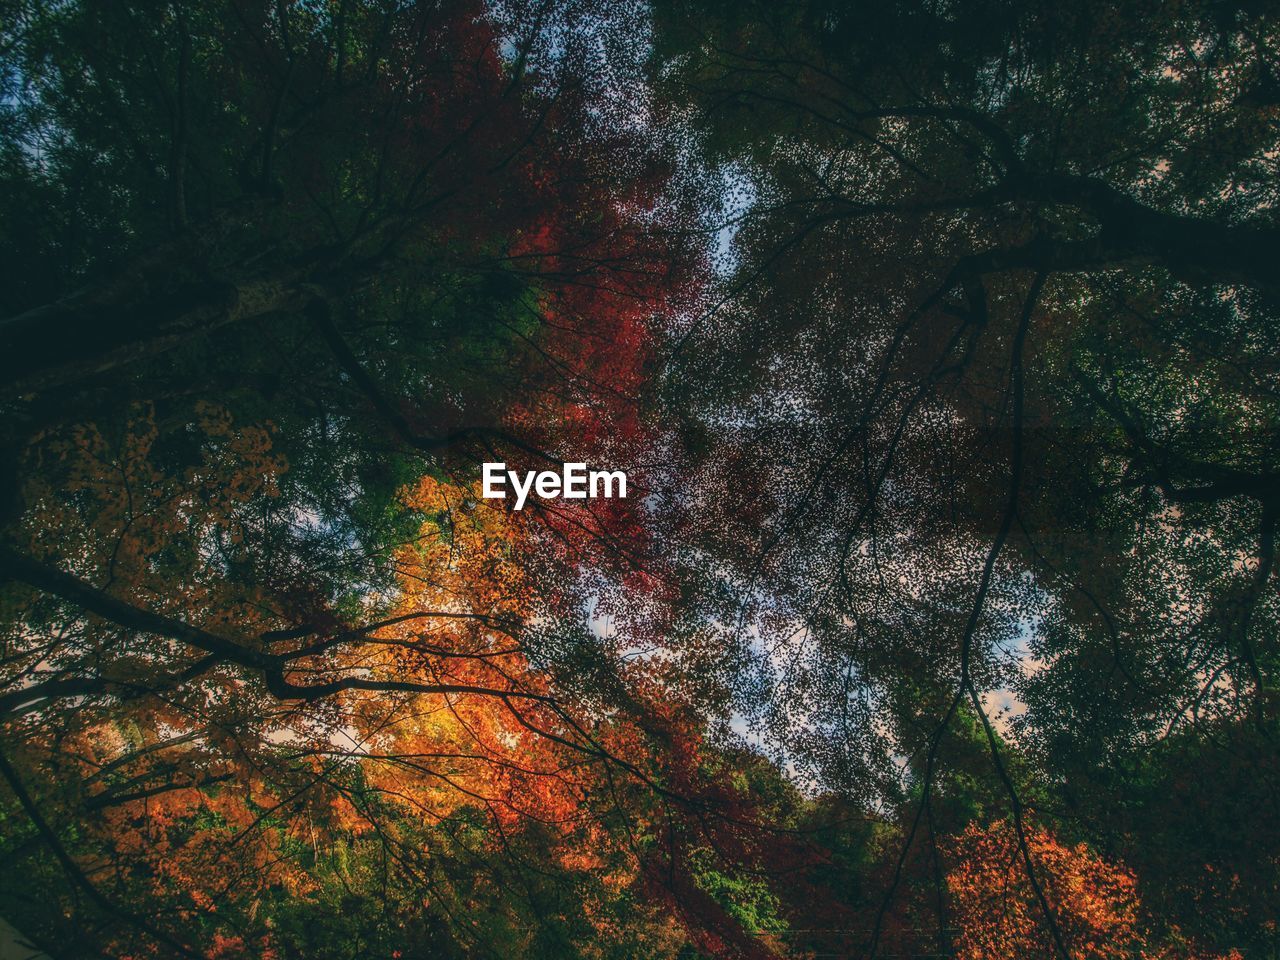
[649, 0, 1278, 954]
[3, 1, 1277, 957]
[0, 1, 719, 955]
[947, 819, 1246, 960]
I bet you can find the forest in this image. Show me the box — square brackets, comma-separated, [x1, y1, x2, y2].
[0, 1, 1277, 957]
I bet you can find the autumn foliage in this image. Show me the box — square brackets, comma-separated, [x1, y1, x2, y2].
[2, 0, 1278, 958]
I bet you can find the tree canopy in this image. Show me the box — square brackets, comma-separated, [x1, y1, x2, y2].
[1, 1, 1277, 958]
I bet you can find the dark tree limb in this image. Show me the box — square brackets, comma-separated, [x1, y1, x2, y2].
[0, 746, 201, 958]
[0, 546, 555, 709]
